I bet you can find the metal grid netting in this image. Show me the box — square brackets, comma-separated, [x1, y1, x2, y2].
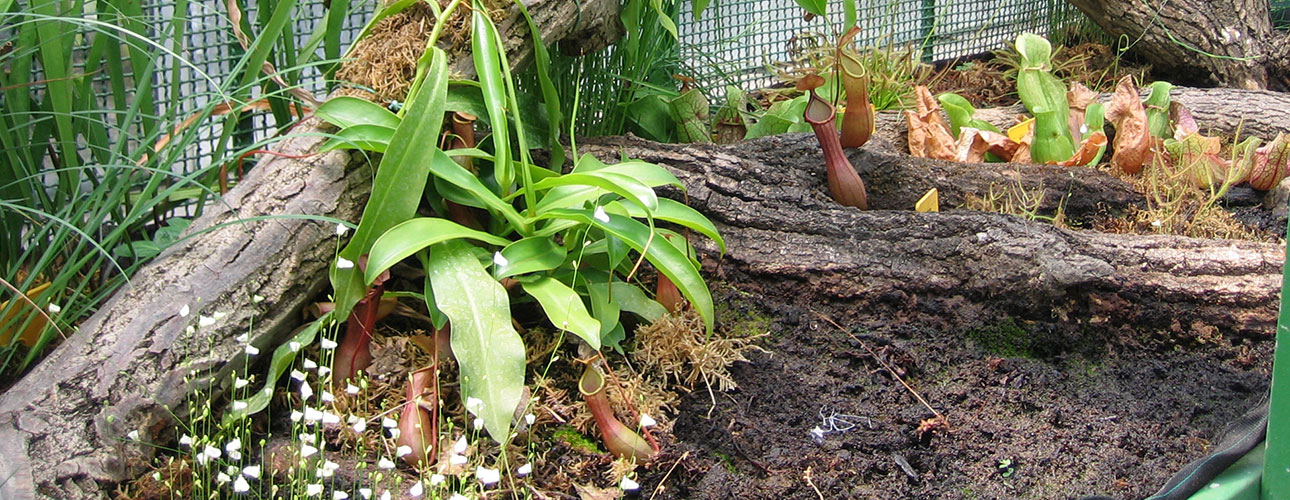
[678, 0, 1080, 93]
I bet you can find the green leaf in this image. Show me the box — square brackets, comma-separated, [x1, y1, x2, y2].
[366, 218, 512, 284]
[315, 96, 401, 129]
[495, 237, 566, 279]
[619, 198, 724, 254]
[625, 94, 676, 142]
[428, 240, 525, 442]
[538, 209, 714, 334]
[332, 48, 450, 323]
[472, 6, 513, 192]
[590, 281, 667, 323]
[533, 172, 659, 215]
[521, 278, 602, 350]
[691, 0, 711, 20]
[669, 89, 711, 143]
[224, 313, 329, 423]
[1016, 33, 1052, 70]
[428, 149, 528, 231]
[792, 0, 827, 17]
[512, 0, 565, 168]
[319, 124, 396, 153]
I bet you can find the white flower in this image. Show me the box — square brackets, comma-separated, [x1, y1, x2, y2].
[619, 476, 640, 491]
[198, 315, 216, 327]
[382, 417, 398, 428]
[214, 312, 227, 320]
[236, 333, 249, 343]
[186, 325, 195, 335]
[226, 438, 242, 452]
[47, 303, 60, 314]
[300, 381, 314, 401]
[449, 495, 471, 500]
[387, 427, 400, 439]
[466, 397, 483, 413]
[301, 444, 319, 458]
[242, 464, 261, 478]
[290, 410, 303, 422]
[358, 488, 372, 499]
[320, 338, 338, 350]
[336, 257, 355, 269]
[203, 445, 222, 461]
[179, 434, 193, 447]
[396, 445, 412, 457]
[640, 413, 657, 428]
[179, 304, 190, 317]
[319, 460, 338, 477]
[217, 472, 231, 484]
[322, 412, 341, 424]
[429, 474, 445, 486]
[233, 475, 250, 493]
[289, 341, 302, 352]
[306, 483, 324, 496]
[524, 413, 535, 425]
[346, 383, 360, 395]
[473, 417, 483, 430]
[229, 450, 242, 461]
[299, 432, 317, 444]
[409, 481, 424, 497]
[321, 391, 335, 403]
[336, 224, 350, 236]
[378, 457, 396, 469]
[303, 358, 318, 369]
[493, 252, 509, 267]
[594, 205, 610, 223]
[380, 491, 391, 500]
[244, 344, 260, 356]
[291, 370, 307, 381]
[450, 454, 468, 465]
[476, 466, 500, 485]
[252, 294, 265, 303]
[333, 492, 349, 500]
[127, 430, 140, 441]
[232, 400, 248, 411]
[453, 436, 468, 454]
[517, 463, 532, 476]
[234, 378, 250, 389]
[317, 366, 331, 377]
[351, 420, 366, 433]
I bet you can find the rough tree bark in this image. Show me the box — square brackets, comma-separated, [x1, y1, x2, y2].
[1064, 0, 1290, 90]
[0, 83, 1282, 498]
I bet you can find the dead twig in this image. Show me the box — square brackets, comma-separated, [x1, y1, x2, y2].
[812, 310, 946, 423]
[648, 450, 690, 500]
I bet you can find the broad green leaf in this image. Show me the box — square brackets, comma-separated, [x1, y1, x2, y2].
[619, 198, 725, 254]
[315, 96, 401, 129]
[792, 0, 827, 17]
[691, 0, 711, 20]
[472, 5, 513, 192]
[428, 149, 528, 231]
[319, 124, 395, 153]
[572, 155, 683, 189]
[332, 48, 450, 323]
[495, 237, 566, 279]
[366, 218, 511, 284]
[224, 313, 329, 423]
[669, 89, 712, 143]
[538, 209, 714, 334]
[522, 278, 602, 350]
[428, 240, 525, 442]
[625, 94, 676, 142]
[512, 0, 565, 168]
[590, 281, 667, 323]
[533, 172, 659, 214]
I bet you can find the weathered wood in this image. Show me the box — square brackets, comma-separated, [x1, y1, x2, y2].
[450, 0, 620, 78]
[0, 120, 367, 500]
[1064, 0, 1289, 90]
[578, 134, 1282, 339]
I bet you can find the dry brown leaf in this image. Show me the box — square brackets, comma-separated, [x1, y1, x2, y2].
[905, 86, 957, 160]
[1066, 82, 1097, 141]
[1170, 102, 1200, 140]
[1011, 126, 1034, 164]
[1058, 131, 1108, 166]
[1105, 76, 1153, 174]
[979, 130, 1020, 160]
[574, 483, 621, 500]
[954, 128, 989, 163]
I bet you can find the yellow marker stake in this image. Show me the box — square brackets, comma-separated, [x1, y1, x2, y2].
[916, 188, 939, 212]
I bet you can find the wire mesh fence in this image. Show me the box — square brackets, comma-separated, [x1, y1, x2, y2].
[678, 0, 1081, 93]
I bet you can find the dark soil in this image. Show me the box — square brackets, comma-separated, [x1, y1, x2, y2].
[638, 280, 1274, 499]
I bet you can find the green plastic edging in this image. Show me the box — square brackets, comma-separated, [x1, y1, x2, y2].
[1262, 205, 1290, 500]
[1186, 443, 1264, 500]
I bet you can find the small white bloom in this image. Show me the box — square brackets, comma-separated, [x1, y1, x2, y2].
[351, 419, 367, 433]
[321, 391, 335, 403]
[396, 445, 412, 457]
[620, 476, 640, 491]
[152, 471, 161, 481]
[217, 472, 232, 484]
[1152, 219, 1164, 228]
[252, 294, 265, 303]
[449, 495, 471, 500]
[179, 434, 193, 447]
[333, 491, 349, 500]
[387, 427, 400, 439]
[382, 417, 398, 428]
[476, 466, 500, 485]
[47, 303, 60, 314]
[493, 252, 509, 267]
[226, 465, 238, 476]
[236, 333, 249, 343]
[303, 358, 318, 369]
[594, 205, 610, 223]
[186, 325, 195, 335]
[289, 341, 302, 352]
[640, 413, 657, 428]
[473, 417, 484, 430]
[336, 257, 355, 269]
[322, 412, 341, 425]
[127, 430, 140, 441]
[317, 366, 332, 377]
[429, 474, 445, 486]
[299, 432, 317, 444]
[244, 344, 259, 356]
[203, 445, 222, 461]
[232, 400, 248, 411]
[228, 450, 242, 461]
[290, 410, 303, 422]
[358, 488, 372, 499]
[346, 383, 360, 395]
[450, 454, 468, 465]
[179, 304, 190, 317]
[453, 436, 468, 454]
[517, 463, 532, 476]
[524, 413, 535, 425]
[380, 491, 391, 500]
[234, 378, 250, 389]
[320, 338, 338, 350]
[242, 464, 261, 478]
[466, 397, 484, 413]
[378, 457, 396, 469]
[409, 481, 423, 498]
[300, 381, 314, 401]
[199, 315, 216, 327]
[233, 475, 250, 493]
[226, 438, 242, 452]
[1080, 123, 1089, 136]
[301, 444, 319, 458]
[213, 312, 227, 320]
[303, 407, 323, 423]
[336, 224, 350, 237]
[306, 483, 324, 496]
